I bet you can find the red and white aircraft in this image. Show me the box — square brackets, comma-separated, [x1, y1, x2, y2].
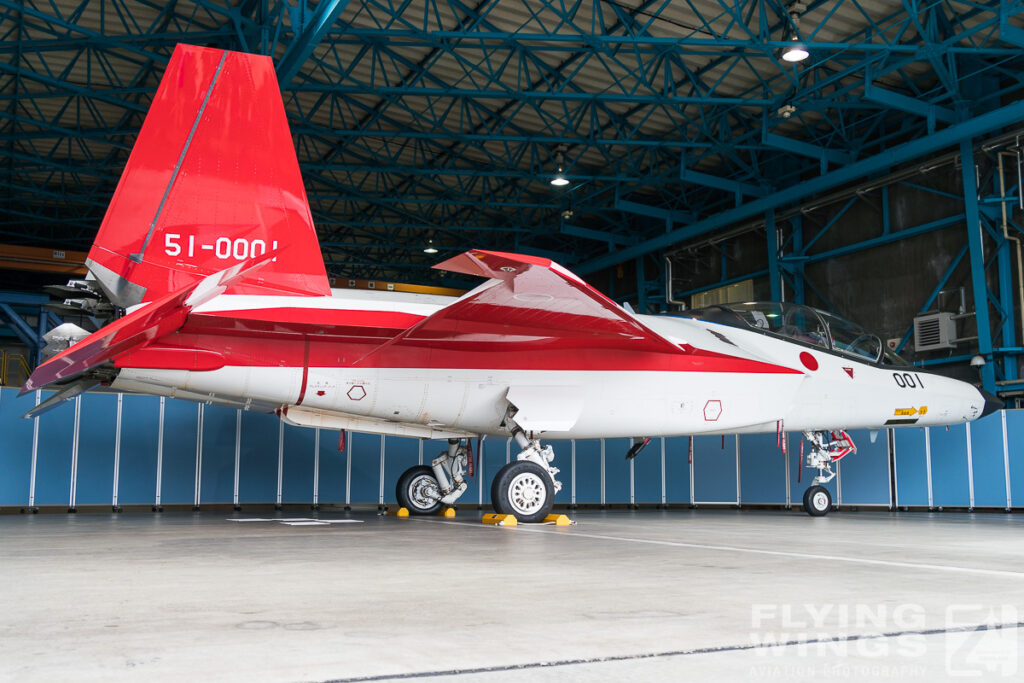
[24, 45, 1000, 519]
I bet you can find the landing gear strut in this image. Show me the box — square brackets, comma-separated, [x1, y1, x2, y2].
[395, 438, 471, 514]
[490, 408, 563, 523]
[800, 430, 855, 517]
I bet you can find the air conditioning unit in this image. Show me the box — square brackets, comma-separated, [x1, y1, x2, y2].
[914, 312, 957, 351]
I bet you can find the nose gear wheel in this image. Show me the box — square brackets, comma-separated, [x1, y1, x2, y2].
[491, 461, 554, 523]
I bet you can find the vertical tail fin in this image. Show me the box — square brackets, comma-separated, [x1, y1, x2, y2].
[86, 44, 330, 307]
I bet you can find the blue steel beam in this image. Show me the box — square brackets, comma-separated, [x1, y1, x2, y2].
[560, 224, 638, 247]
[863, 82, 956, 125]
[766, 209, 780, 301]
[762, 132, 853, 167]
[679, 159, 768, 197]
[961, 139, 997, 392]
[577, 97, 1024, 275]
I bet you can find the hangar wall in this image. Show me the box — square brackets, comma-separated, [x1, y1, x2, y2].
[2, 388, 1022, 512]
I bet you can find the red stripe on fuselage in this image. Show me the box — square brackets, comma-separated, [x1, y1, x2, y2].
[123, 308, 803, 375]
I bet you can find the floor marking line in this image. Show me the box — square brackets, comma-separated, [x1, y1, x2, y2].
[319, 621, 1024, 682]
[408, 517, 1024, 579]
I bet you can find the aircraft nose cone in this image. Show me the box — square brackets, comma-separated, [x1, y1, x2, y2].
[979, 388, 1004, 417]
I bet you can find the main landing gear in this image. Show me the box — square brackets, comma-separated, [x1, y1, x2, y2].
[396, 438, 470, 514]
[394, 407, 563, 523]
[800, 430, 856, 517]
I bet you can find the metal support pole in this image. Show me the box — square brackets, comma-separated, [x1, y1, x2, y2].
[154, 397, 164, 511]
[925, 427, 934, 510]
[961, 138, 997, 392]
[766, 209, 781, 301]
[966, 422, 975, 510]
[27, 390, 40, 511]
[791, 214, 804, 303]
[635, 256, 646, 313]
[275, 420, 284, 510]
[69, 395, 80, 512]
[570, 440, 577, 508]
[660, 437, 666, 508]
[378, 435, 385, 508]
[233, 410, 241, 510]
[112, 394, 122, 512]
[194, 404, 204, 511]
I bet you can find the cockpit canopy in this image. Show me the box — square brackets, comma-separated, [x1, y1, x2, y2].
[683, 302, 908, 366]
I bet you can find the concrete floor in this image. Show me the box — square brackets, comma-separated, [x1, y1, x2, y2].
[1, 509, 1022, 682]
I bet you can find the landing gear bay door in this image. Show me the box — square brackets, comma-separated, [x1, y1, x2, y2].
[505, 385, 584, 432]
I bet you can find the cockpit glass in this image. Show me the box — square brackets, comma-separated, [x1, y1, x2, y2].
[683, 301, 909, 365]
[727, 302, 830, 350]
[820, 312, 882, 363]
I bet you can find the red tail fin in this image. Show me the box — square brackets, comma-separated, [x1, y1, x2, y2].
[86, 44, 330, 307]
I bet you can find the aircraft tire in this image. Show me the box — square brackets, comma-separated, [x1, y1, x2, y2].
[396, 465, 443, 515]
[491, 461, 554, 524]
[803, 485, 832, 517]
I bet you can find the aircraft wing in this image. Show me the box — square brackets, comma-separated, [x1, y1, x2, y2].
[352, 250, 798, 374]
[352, 249, 686, 368]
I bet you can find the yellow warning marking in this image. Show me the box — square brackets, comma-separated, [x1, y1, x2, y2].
[543, 514, 573, 526]
[482, 513, 517, 526]
[894, 407, 920, 416]
[438, 507, 456, 518]
[919, 406, 928, 415]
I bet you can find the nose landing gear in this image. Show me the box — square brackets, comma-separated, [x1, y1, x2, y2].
[800, 430, 855, 517]
[488, 407, 563, 523]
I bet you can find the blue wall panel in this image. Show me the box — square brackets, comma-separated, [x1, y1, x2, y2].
[33, 392, 73, 506]
[839, 429, 890, 506]
[1006, 411, 1024, 508]
[238, 410, 278, 504]
[159, 400, 199, 504]
[604, 438, 631, 504]
[75, 393, 117, 505]
[929, 425, 970, 507]
[739, 433, 787, 504]
[200, 406, 237, 505]
[693, 435, 736, 503]
[664, 436, 691, 503]
[349, 432, 382, 503]
[549, 439, 573, 505]
[968, 414, 1007, 508]
[788, 433, 838, 506]
[317, 429, 347, 504]
[282, 422, 316, 504]
[4, 390, 1024, 512]
[383, 436, 421, 505]
[480, 437, 508, 505]
[574, 440, 602, 503]
[632, 438, 662, 503]
[117, 395, 159, 505]
[0, 388, 36, 506]
[893, 428, 929, 507]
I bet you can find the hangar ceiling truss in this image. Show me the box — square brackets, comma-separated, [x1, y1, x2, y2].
[2, 0, 1024, 285]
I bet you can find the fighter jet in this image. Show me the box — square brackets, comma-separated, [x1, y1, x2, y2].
[22, 45, 1001, 520]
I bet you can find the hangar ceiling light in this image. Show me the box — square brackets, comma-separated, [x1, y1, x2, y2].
[550, 146, 570, 186]
[781, 40, 809, 63]
[782, 4, 809, 63]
